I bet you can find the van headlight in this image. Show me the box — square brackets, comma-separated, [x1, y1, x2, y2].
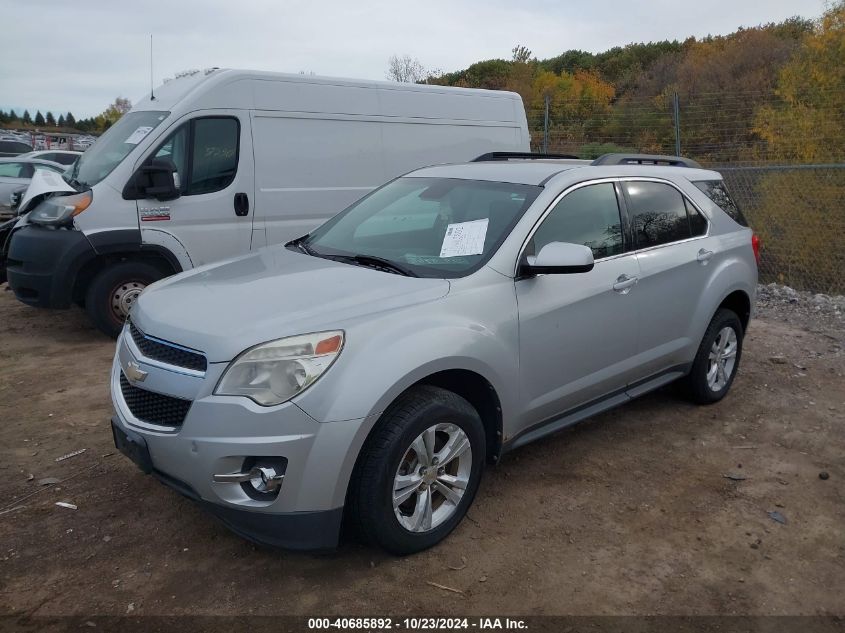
[29, 191, 93, 226]
[215, 331, 344, 406]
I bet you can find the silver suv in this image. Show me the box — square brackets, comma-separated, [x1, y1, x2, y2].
[110, 153, 759, 554]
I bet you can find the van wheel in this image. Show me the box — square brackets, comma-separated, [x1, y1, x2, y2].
[85, 262, 164, 338]
[683, 308, 744, 404]
[349, 386, 485, 555]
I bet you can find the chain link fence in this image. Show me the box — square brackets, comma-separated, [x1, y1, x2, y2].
[718, 165, 845, 294]
[524, 93, 845, 294]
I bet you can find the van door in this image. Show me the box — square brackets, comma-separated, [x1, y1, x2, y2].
[137, 112, 254, 266]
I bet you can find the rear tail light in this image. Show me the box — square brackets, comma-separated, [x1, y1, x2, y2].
[751, 234, 761, 264]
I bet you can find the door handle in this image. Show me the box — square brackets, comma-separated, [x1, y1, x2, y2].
[612, 274, 638, 294]
[696, 248, 714, 264]
[234, 192, 249, 217]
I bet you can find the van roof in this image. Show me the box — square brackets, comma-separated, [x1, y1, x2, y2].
[132, 68, 524, 113]
[409, 161, 722, 186]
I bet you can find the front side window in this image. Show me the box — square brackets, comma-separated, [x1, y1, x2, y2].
[148, 117, 238, 196]
[528, 183, 624, 260]
[625, 181, 698, 248]
[305, 177, 541, 278]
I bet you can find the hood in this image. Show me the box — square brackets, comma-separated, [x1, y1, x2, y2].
[132, 246, 451, 362]
[18, 169, 76, 215]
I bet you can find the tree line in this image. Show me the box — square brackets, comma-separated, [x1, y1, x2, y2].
[389, 1, 842, 164]
[0, 97, 132, 134]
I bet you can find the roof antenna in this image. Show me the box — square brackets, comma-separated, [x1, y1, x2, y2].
[150, 34, 155, 101]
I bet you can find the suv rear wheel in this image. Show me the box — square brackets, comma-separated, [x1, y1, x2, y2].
[349, 385, 486, 555]
[85, 262, 164, 338]
[684, 308, 744, 404]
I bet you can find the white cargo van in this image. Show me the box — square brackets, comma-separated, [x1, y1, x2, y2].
[5, 69, 529, 336]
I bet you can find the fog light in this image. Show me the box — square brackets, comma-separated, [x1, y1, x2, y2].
[248, 466, 283, 493]
[213, 457, 287, 500]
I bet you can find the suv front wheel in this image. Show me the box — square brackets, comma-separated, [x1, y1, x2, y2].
[684, 308, 744, 404]
[349, 386, 486, 555]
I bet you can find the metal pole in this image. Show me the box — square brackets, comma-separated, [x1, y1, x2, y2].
[672, 92, 681, 156]
[543, 95, 550, 154]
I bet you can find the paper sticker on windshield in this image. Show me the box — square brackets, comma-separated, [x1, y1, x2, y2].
[439, 218, 489, 258]
[124, 126, 153, 145]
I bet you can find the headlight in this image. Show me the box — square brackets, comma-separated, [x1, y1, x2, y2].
[215, 331, 344, 406]
[29, 190, 93, 226]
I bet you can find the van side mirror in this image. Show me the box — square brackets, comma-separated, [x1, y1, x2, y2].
[122, 158, 181, 201]
[521, 242, 595, 276]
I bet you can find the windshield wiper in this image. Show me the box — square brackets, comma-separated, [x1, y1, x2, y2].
[332, 254, 418, 277]
[288, 234, 314, 256]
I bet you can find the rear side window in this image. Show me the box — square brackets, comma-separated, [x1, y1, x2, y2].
[49, 153, 78, 166]
[530, 183, 624, 259]
[693, 180, 748, 226]
[0, 162, 24, 177]
[624, 181, 693, 248]
[686, 199, 708, 237]
[0, 141, 32, 154]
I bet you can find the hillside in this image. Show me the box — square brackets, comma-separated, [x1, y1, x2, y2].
[430, 4, 844, 164]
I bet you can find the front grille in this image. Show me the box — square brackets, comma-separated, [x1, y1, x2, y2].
[119, 372, 192, 428]
[129, 322, 207, 373]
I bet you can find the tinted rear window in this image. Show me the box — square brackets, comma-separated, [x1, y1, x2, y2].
[693, 180, 748, 227]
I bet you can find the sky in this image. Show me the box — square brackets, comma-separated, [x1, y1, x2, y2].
[1, 0, 825, 120]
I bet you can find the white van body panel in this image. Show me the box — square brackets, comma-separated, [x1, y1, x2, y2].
[72, 69, 530, 267]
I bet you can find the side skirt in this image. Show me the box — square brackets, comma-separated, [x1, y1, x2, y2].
[503, 363, 691, 454]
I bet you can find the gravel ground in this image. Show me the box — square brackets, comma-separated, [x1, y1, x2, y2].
[0, 283, 843, 620]
[755, 283, 845, 332]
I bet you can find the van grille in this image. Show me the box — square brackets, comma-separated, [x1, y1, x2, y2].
[129, 322, 207, 373]
[119, 372, 192, 428]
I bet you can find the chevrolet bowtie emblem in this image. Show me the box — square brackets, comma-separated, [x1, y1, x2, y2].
[125, 360, 148, 383]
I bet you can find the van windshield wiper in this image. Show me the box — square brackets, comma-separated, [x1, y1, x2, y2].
[331, 254, 418, 277]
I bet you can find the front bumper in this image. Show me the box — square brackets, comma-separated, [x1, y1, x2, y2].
[110, 330, 370, 550]
[111, 416, 343, 550]
[6, 224, 95, 308]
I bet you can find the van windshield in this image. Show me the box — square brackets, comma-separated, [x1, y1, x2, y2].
[303, 177, 541, 278]
[67, 111, 169, 188]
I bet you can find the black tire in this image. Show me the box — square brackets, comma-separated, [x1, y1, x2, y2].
[84, 261, 164, 338]
[348, 385, 486, 555]
[683, 308, 744, 404]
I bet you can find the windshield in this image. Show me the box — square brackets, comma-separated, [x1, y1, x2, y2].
[67, 110, 169, 188]
[305, 177, 541, 278]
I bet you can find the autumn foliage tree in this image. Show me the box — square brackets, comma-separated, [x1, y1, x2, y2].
[749, 1, 845, 292]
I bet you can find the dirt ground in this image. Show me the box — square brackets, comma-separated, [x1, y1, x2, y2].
[1, 285, 843, 618]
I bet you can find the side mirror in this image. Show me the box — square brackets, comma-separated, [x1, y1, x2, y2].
[122, 158, 181, 201]
[521, 242, 594, 276]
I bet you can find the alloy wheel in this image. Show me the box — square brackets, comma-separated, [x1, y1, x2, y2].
[392, 423, 473, 533]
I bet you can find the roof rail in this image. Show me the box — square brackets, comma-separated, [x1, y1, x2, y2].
[592, 153, 702, 168]
[472, 151, 580, 162]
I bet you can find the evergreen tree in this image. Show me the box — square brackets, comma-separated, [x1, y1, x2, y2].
[34, 110, 45, 125]
[46, 111, 56, 126]
[65, 112, 75, 127]
[58, 114, 65, 127]
[22, 110, 32, 124]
